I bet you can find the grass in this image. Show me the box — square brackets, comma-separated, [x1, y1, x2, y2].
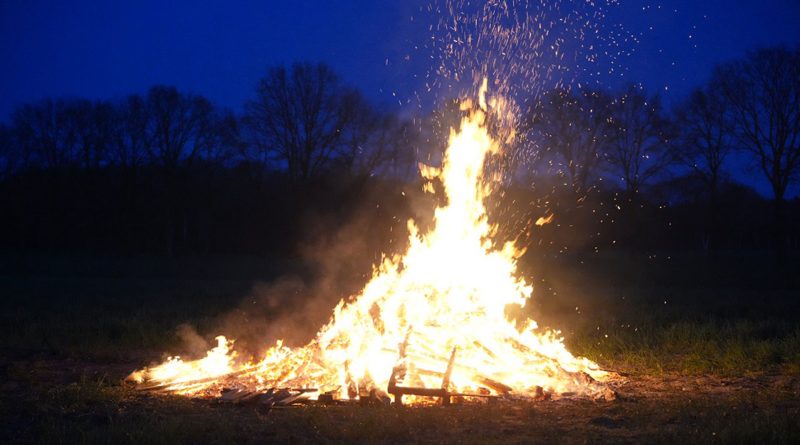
[570, 319, 800, 375]
[2, 251, 799, 372]
[0, 275, 242, 357]
[1, 251, 799, 443]
[2, 251, 799, 373]
[521, 251, 800, 376]
[0, 253, 304, 358]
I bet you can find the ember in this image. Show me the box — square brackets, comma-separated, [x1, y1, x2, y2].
[129, 80, 614, 404]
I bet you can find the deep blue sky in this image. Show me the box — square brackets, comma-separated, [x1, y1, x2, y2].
[0, 1, 424, 116]
[2, 0, 799, 194]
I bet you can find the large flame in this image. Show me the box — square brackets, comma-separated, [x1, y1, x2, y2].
[130, 84, 608, 401]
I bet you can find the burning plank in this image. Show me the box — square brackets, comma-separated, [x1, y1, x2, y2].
[220, 387, 318, 406]
[387, 345, 510, 406]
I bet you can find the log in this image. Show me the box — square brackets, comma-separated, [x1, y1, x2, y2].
[473, 340, 497, 359]
[221, 388, 258, 403]
[254, 387, 317, 406]
[388, 345, 503, 406]
[407, 367, 512, 396]
[441, 347, 457, 405]
[135, 365, 260, 392]
[220, 387, 317, 405]
[476, 376, 513, 395]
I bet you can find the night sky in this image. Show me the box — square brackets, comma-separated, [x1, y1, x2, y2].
[2, 0, 799, 194]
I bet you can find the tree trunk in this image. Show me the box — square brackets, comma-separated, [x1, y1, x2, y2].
[773, 195, 787, 265]
[707, 182, 720, 253]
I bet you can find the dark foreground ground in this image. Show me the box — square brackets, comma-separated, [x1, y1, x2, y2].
[1, 252, 799, 444]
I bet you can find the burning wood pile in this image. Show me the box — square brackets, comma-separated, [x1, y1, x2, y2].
[131, 338, 614, 407]
[128, 83, 618, 406]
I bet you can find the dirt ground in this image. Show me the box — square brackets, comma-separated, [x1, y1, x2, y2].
[2, 353, 798, 444]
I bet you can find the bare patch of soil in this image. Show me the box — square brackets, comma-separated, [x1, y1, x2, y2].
[2, 353, 799, 444]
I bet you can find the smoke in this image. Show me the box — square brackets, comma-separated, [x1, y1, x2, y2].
[210, 277, 324, 354]
[170, 180, 428, 361]
[174, 323, 210, 357]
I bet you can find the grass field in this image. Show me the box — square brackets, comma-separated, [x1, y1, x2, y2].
[1, 251, 799, 444]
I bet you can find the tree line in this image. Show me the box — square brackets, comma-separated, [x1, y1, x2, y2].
[0, 47, 798, 257]
[0, 64, 415, 183]
[525, 46, 799, 256]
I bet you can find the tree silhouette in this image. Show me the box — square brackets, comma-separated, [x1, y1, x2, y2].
[672, 85, 734, 250]
[144, 85, 219, 169]
[0, 56, 796, 256]
[107, 95, 149, 169]
[244, 63, 351, 183]
[64, 99, 118, 169]
[604, 85, 674, 197]
[11, 98, 79, 169]
[338, 91, 414, 178]
[0, 122, 17, 179]
[713, 47, 800, 255]
[528, 88, 612, 199]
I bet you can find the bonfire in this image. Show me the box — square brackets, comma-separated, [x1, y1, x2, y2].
[129, 80, 614, 405]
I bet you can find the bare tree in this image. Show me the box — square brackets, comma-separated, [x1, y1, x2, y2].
[144, 85, 218, 169]
[528, 88, 612, 199]
[133, 86, 223, 255]
[604, 85, 674, 197]
[11, 98, 80, 169]
[713, 47, 800, 253]
[337, 91, 413, 177]
[106, 95, 149, 169]
[335, 90, 377, 174]
[371, 116, 419, 179]
[243, 63, 350, 183]
[208, 109, 243, 165]
[672, 85, 734, 249]
[0, 122, 18, 179]
[673, 87, 733, 193]
[61, 99, 118, 169]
